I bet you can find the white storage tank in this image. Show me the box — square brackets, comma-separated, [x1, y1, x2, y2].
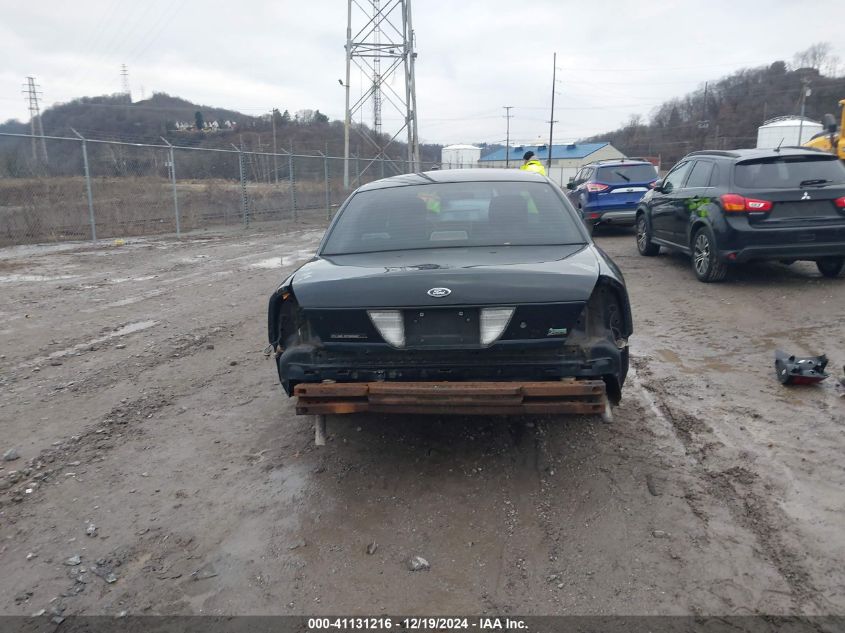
[756, 116, 822, 148]
[440, 144, 481, 169]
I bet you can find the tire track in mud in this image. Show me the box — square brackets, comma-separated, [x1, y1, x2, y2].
[0, 320, 258, 509]
[489, 421, 549, 613]
[629, 358, 822, 611]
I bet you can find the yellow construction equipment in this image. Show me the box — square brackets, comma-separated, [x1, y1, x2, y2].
[804, 99, 845, 161]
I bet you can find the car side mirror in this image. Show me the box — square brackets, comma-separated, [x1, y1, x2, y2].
[652, 178, 664, 193]
[823, 113, 837, 133]
[565, 181, 574, 190]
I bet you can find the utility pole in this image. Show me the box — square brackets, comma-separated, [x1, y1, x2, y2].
[257, 134, 268, 183]
[22, 76, 48, 163]
[503, 106, 513, 168]
[697, 81, 710, 149]
[271, 109, 279, 184]
[798, 77, 811, 144]
[547, 52, 558, 170]
[120, 64, 131, 103]
[405, 0, 420, 172]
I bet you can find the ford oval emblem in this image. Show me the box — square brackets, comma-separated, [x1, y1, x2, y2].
[427, 287, 451, 298]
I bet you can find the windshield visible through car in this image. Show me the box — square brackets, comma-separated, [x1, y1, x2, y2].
[595, 164, 658, 184]
[734, 155, 845, 188]
[321, 181, 585, 255]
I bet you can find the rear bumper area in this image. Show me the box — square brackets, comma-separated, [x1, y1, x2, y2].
[294, 380, 607, 416]
[277, 341, 624, 392]
[726, 241, 845, 263]
[593, 209, 637, 225]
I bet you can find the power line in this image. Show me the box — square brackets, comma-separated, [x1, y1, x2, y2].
[552, 59, 787, 73]
[83, 3, 150, 80]
[124, 0, 188, 65]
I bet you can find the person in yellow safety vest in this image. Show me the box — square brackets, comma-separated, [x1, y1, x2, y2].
[418, 191, 441, 213]
[520, 150, 547, 176]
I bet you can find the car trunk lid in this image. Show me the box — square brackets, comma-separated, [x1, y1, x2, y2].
[743, 187, 845, 227]
[291, 244, 599, 309]
[734, 154, 845, 228]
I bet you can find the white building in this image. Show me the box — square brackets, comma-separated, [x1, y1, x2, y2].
[756, 116, 822, 148]
[441, 144, 482, 169]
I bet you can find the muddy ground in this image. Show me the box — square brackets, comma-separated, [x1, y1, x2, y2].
[1, 221, 843, 617]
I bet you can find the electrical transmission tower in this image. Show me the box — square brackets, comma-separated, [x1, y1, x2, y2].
[121, 64, 132, 103]
[22, 76, 48, 163]
[343, 0, 419, 187]
[372, 0, 382, 137]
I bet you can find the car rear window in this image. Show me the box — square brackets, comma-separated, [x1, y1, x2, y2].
[734, 155, 845, 188]
[321, 181, 585, 255]
[595, 164, 658, 184]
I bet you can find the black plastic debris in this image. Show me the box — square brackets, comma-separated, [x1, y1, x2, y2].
[774, 350, 829, 385]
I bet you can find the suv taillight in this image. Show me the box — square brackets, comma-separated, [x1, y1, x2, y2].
[586, 183, 609, 193]
[720, 193, 773, 213]
[835, 196, 845, 209]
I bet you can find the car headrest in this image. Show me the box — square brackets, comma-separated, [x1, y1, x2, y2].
[488, 194, 529, 226]
[387, 196, 428, 235]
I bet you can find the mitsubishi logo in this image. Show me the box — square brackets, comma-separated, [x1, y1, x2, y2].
[801, 192, 811, 200]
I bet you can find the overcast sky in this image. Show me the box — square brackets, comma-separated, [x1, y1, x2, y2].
[1, 0, 844, 146]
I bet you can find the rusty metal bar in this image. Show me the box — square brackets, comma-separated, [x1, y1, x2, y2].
[294, 380, 606, 416]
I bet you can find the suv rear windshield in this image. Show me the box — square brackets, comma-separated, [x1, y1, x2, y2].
[595, 164, 658, 184]
[734, 155, 845, 188]
[321, 181, 585, 255]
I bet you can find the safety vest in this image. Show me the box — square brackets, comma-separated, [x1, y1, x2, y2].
[520, 159, 546, 176]
[418, 192, 441, 213]
[519, 191, 540, 215]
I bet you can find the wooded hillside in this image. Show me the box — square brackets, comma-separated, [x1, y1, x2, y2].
[0, 92, 440, 163]
[581, 43, 845, 167]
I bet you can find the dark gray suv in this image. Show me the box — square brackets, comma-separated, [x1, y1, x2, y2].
[635, 148, 845, 282]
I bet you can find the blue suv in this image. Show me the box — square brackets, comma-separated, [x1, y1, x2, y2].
[566, 159, 658, 227]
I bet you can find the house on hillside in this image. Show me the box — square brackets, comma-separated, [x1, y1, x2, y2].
[479, 142, 624, 186]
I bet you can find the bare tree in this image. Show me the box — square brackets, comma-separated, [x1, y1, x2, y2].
[823, 54, 841, 77]
[626, 114, 643, 128]
[792, 42, 833, 71]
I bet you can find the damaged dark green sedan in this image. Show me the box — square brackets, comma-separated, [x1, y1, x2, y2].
[267, 169, 633, 436]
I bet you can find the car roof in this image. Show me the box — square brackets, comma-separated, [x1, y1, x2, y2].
[356, 168, 546, 192]
[684, 147, 835, 161]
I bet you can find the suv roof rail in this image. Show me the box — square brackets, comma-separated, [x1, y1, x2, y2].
[687, 147, 828, 160]
[685, 150, 740, 158]
[778, 145, 826, 153]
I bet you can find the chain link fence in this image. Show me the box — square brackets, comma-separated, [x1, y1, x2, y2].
[0, 132, 438, 246]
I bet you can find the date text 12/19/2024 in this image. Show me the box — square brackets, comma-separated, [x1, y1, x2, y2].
[307, 617, 528, 631]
